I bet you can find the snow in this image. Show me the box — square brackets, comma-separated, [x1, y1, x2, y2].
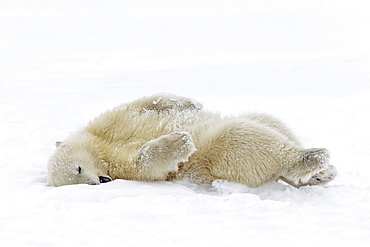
[1, 0, 370, 246]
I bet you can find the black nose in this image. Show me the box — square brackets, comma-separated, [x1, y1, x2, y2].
[99, 176, 112, 183]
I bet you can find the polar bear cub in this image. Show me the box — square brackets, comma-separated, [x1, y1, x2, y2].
[47, 93, 337, 188]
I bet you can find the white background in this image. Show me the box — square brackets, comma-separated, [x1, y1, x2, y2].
[1, 0, 370, 246]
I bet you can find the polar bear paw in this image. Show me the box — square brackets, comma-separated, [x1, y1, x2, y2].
[170, 98, 203, 111]
[163, 132, 197, 163]
[302, 148, 330, 167]
[305, 164, 337, 186]
[138, 132, 196, 171]
[141, 94, 203, 112]
[280, 148, 336, 187]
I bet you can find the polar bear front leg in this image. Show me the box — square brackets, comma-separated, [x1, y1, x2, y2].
[137, 132, 196, 180]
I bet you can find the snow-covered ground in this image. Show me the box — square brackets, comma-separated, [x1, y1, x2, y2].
[1, 0, 370, 246]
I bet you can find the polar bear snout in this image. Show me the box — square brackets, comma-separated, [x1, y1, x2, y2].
[99, 176, 112, 183]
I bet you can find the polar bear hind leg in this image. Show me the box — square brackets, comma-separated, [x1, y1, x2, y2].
[306, 164, 337, 186]
[245, 113, 302, 147]
[187, 119, 305, 187]
[244, 113, 336, 187]
[279, 148, 337, 188]
[187, 119, 336, 188]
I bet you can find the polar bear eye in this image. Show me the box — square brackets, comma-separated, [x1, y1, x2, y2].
[77, 166, 82, 174]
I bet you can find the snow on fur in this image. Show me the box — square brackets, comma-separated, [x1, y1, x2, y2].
[1, 1, 370, 246]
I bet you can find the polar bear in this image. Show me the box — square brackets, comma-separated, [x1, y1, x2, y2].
[47, 93, 337, 188]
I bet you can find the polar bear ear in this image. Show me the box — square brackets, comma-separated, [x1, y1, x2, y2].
[55, 141, 63, 148]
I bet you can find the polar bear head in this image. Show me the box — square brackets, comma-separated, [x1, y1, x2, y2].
[47, 131, 111, 186]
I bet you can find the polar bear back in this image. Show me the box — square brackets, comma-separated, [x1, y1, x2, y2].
[86, 105, 221, 148]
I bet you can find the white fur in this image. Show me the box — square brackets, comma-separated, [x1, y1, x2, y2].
[47, 93, 336, 187]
